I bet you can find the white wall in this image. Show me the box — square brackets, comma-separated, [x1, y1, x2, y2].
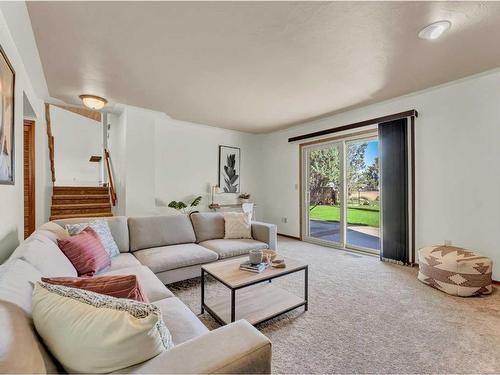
[0, 3, 50, 263]
[154, 114, 263, 215]
[257, 69, 500, 280]
[122, 106, 157, 216]
[50, 106, 103, 186]
[107, 105, 263, 218]
[108, 106, 157, 216]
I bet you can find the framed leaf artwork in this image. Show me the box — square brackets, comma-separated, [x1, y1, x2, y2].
[218, 145, 240, 193]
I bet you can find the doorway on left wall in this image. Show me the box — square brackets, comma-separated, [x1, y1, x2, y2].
[23, 119, 36, 238]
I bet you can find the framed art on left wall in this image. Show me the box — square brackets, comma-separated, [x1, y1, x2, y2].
[0, 45, 15, 185]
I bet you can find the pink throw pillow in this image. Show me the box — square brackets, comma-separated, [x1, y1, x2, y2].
[57, 227, 111, 276]
[41, 275, 148, 302]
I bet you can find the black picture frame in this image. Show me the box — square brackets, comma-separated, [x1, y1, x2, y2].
[0, 44, 15, 185]
[218, 145, 240, 193]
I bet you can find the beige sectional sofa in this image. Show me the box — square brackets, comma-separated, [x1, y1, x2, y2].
[0, 212, 277, 374]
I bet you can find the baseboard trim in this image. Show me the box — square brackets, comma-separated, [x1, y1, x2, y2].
[275, 237, 500, 284]
[277, 233, 301, 241]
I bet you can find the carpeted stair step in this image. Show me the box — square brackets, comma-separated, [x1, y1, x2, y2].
[50, 212, 113, 221]
[52, 194, 110, 205]
[50, 186, 113, 221]
[53, 186, 109, 196]
[50, 203, 112, 216]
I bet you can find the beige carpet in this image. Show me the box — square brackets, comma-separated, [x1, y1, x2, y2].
[168, 237, 500, 374]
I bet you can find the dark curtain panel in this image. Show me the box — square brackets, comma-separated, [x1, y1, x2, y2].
[379, 118, 409, 263]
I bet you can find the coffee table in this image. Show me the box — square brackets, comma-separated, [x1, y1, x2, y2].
[201, 256, 308, 326]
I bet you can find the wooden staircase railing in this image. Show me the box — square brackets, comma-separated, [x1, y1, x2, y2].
[104, 149, 117, 206]
[45, 103, 56, 183]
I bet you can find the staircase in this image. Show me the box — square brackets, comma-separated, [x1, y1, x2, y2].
[44, 104, 117, 221]
[50, 186, 113, 221]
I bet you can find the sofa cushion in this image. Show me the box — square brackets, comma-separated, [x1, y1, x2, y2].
[101, 266, 174, 302]
[128, 215, 196, 252]
[32, 282, 173, 374]
[134, 244, 219, 273]
[13, 233, 77, 277]
[53, 216, 130, 253]
[107, 253, 142, 272]
[199, 239, 268, 259]
[190, 212, 225, 242]
[153, 297, 209, 345]
[0, 258, 42, 314]
[0, 300, 59, 374]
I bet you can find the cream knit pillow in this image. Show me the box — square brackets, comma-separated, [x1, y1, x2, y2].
[32, 282, 173, 373]
[224, 212, 252, 239]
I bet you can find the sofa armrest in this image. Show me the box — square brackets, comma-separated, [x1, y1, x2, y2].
[118, 320, 272, 374]
[251, 221, 278, 250]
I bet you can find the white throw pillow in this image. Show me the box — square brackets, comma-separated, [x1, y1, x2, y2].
[32, 282, 173, 373]
[66, 220, 120, 257]
[224, 212, 252, 239]
[34, 222, 70, 244]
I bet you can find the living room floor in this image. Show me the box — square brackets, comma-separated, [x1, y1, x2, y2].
[169, 236, 500, 374]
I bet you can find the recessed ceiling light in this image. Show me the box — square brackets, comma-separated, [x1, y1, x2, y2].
[418, 20, 451, 40]
[79, 94, 108, 110]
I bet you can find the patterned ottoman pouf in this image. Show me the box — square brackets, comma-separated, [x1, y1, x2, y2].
[418, 245, 492, 296]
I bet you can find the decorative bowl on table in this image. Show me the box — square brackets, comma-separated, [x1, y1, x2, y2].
[262, 249, 278, 263]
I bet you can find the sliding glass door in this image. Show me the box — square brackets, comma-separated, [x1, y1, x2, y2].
[303, 133, 380, 253]
[306, 142, 343, 246]
[345, 138, 380, 251]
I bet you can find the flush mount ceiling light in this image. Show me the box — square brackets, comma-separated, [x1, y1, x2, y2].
[79, 94, 108, 110]
[418, 20, 452, 40]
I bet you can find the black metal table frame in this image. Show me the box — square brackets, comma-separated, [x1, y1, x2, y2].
[201, 264, 308, 326]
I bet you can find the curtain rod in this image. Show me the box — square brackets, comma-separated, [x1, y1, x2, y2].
[288, 109, 418, 143]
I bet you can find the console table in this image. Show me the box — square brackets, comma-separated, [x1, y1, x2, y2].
[208, 203, 256, 209]
[208, 203, 257, 218]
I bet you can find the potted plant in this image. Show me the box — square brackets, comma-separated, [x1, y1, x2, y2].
[239, 193, 251, 203]
[168, 196, 202, 214]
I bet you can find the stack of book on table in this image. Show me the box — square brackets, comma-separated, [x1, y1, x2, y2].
[239, 260, 268, 273]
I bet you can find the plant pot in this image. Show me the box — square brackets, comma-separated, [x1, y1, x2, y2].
[240, 198, 250, 203]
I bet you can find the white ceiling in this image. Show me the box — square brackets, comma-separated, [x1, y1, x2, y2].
[27, 1, 500, 133]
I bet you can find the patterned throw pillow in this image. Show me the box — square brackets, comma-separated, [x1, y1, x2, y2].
[66, 220, 120, 258]
[224, 212, 252, 239]
[32, 282, 173, 373]
[41, 275, 148, 302]
[57, 227, 111, 276]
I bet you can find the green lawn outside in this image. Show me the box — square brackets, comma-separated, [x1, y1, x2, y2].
[310, 204, 380, 228]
